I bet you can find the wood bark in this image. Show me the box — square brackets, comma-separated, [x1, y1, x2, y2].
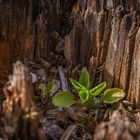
[94, 110, 140, 140]
[0, 0, 140, 104]
[1, 61, 46, 140]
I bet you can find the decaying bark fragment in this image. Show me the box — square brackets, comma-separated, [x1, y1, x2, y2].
[127, 28, 140, 107]
[94, 110, 140, 140]
[1, 61, 46, 140]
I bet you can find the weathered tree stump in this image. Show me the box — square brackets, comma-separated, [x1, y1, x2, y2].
[0, 0, 140, 105]
[1, 61, 46, 140]
[94, 110, 140, 140]
[0, 1, 140, 139]
[63, 0, 140, 106]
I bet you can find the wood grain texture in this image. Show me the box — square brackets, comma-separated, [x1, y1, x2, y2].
[64, 0, 140, 104]
[0, 0, 140, 104]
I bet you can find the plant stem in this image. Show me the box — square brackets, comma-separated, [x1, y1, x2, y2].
[85, 95, 94, 109]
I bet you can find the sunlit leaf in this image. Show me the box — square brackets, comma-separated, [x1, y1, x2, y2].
[79, 90, 89, 103]
[103, 88, 125, 104]
[90, 82, 106, 97]
[79, 68, 90, 89]
[52, 92, 76, 107]
[70, 78, 86, 91]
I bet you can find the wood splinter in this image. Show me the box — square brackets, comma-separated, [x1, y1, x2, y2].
[2, 61, 46, 140]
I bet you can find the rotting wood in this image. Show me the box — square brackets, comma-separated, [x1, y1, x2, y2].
[0, 0, 140, 113]
[0, 1, 140, 140]
[127, 28, 140, 107]
[59, 124, 76, 140]
[94, 110, 140, 140]
[1, 61, 46, 140]
[0, 0, 76, 76]
[63, 0, 140, 104]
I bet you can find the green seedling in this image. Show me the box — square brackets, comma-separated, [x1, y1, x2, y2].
[37, 80, 54, 97]
[70, 68, 106, 109]
[52, 68, 125, 109]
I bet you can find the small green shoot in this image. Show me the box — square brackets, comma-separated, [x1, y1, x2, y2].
[69, 68, 106, 109]
[52, 68, 125, 109]
[37, 80, 54, 96]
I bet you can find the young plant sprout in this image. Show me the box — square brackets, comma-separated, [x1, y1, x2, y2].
[37, 80, 54, 97]
[52, 68, 125, 109]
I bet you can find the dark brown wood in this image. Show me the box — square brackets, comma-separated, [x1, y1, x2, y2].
[2, 61, 46, 140]
[94, 110, 140, 140]
[0, 0, 140, 105]
[63, 0, 140, 105]
[0, 1, 140, 139]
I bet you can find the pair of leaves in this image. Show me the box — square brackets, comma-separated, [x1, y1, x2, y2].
[70, 79, 106, 102]
[70, 78, 89, 103]
[70, 68, 90, 103]
[78, 82, 106, 103]
[70, 68, 90, 90]
[70, 68, 107, 104]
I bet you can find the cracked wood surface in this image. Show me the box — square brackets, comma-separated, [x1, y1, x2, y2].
[0, 0, 140, 105]
[2, 61, 46, 140]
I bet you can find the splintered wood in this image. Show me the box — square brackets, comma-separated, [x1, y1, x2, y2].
[1, 61, 46, 140]
[94, 110, 140, 140]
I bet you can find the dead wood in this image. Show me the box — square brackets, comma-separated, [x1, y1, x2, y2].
[58, 66, 69, 92]
[0, 0, 140, 105]
[1, 61, 46, 140]
[0, 0, 140, 139]
[59, 124, 76, 140]
[94, 110, 140, 140]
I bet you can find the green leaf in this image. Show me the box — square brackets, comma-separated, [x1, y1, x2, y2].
[103, 88, 125, 104]
[79, 68, 90, 89]
[70, 78, 86, 91]
[46, 80, 54, 94]
[79, 90, 89, 103]
[52, 92, 76, 107]
[90, 82, 106, 97]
